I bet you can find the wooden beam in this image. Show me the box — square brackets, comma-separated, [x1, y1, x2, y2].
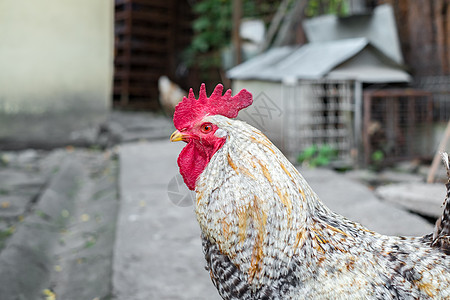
[273, 0, 307, 47]
[260, 0, 292, 53]
[232, 0, 242, 66]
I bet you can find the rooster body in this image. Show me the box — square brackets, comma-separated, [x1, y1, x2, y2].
[171, 85, 450, 299]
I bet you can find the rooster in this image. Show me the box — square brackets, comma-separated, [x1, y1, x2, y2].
[170, 84, 450, 299]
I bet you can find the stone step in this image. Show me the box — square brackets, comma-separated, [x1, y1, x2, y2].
[375, 183, 446, 218]
[301, 168, 434, 237]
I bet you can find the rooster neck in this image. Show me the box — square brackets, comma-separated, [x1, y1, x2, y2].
[194, 117, 338, 282]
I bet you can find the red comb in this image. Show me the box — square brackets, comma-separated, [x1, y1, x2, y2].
[173, 83, 253, 130]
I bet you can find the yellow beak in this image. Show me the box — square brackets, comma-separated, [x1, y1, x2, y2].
[170, 130, 185, 142]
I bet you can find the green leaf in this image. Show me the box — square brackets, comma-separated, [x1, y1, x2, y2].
[314, 156, 330, 166]
[297, 145, 318, 163]
[194, 1, 212, 13]
[193, 18, 211, 32]
[185, 0, 285, 70]
[371, 150, 384, 162]
[297, 144, 338, 167]
[191, 37, 209, 52]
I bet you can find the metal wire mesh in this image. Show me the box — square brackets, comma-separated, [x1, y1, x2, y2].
[363, 90, 433, 164]
[414, 75, 450, 122]
[283, 80, 354, 160]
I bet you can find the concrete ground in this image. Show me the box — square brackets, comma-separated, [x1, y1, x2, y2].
[0, 111, 445, 300]
[113, 141, 219, 300]
[0, 148, 119, 299]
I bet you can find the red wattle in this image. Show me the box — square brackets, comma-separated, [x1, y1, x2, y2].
[178, 142, 208, 190]
[177, 138, 225, 191]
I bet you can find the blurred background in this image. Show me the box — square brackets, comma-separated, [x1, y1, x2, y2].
[0, 0, 449, 299]
[0, 0, 448, 164]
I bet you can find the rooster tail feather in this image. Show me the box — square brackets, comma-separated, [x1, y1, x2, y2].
[431, 152, 450, 254]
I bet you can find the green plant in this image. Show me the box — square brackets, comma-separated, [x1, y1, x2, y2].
[297, 144, 338, 167]
[370, 149, 385, 171]
[184, 0, 349, 70]
[184, 0, 231, 68]
[371, 150, 384, 163]
[184, 0, 282, 69]
[305, 0, 350, 17]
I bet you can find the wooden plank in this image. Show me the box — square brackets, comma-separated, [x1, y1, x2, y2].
[177, 19, 192, 29]
[114, 85, 158, 96]
[120, 1, 133, 106]
[232, 0, 242, 65]
[273, 0, 308, 47]
[168, 0, 176, 77]
[115, 40, 168, 53]
[434, 0, 448, 73]
[115, 25, 170, 38]
[115, 0, 170, 9]
[115, 69, 162, 78]
[116, 10, 171, 23]
[260, 0, 291, 52]
[113, 0, 194, 111]
[388, 0, 450, 76]
[364, 89, 432, 97]
[115, 56, 167, 67]
[447, 3, 450, 74]
[363, 93, 372, 165]
[113, 100, 160, 110]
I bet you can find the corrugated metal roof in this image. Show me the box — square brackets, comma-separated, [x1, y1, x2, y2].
[226, 46, 296, 81]
[277, 37, 368, 80]
[227, 37, 410, 83]
[327, 47, 411, 83]
[227, 38, 368, 81]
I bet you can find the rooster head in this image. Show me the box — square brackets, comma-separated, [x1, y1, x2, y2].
[170, 83, 253, 190]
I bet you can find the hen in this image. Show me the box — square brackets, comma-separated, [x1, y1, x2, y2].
[170, 84, 450, 299]
[158, 76, 187, 116]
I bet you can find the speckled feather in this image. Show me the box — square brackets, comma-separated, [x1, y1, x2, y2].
[193, 115, 450, 299]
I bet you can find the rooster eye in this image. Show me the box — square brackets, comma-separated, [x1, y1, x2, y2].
[201, 123, 213, 133]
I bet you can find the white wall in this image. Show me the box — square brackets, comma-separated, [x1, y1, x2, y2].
[0, 0, 113, 146]
[233, 80, 319, 158]
[233, 80, 285, 149]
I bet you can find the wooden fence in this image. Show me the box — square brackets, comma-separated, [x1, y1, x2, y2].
[113, 0, 193, 110]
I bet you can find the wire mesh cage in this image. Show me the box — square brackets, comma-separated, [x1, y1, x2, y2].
[414, 75, 450, 122]
[283, 80, 355, 161]
[362, 89, 433, 165]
